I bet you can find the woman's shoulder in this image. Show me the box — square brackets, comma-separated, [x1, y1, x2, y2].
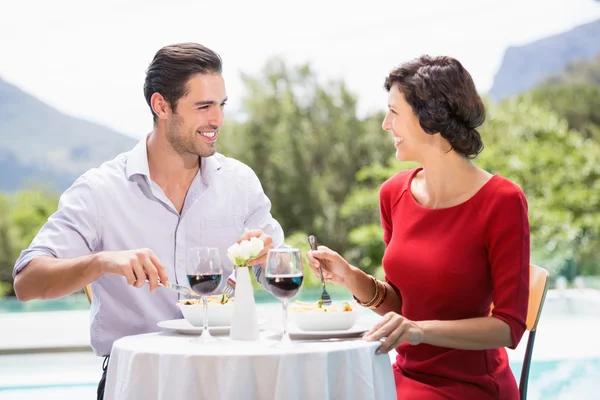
[381, 168, 419, 195]
[485, 174, 527, 201]
[474, 173, 529, 219]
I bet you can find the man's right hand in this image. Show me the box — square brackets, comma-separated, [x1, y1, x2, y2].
[96, 248, 168, 292]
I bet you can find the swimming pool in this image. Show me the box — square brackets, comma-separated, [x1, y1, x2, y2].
[1, 352, 599, 399]
[511, 358, 600, 399]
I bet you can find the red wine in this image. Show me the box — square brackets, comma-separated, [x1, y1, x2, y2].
[266, 274, 303, 299]
[188, 274, 222, 295]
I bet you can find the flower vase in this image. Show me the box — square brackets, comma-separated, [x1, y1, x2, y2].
[229, 266, 260, 341]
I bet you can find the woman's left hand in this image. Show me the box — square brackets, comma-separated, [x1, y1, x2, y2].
[363, 312, 424, 354]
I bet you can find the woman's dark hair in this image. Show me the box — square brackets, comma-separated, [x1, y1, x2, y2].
[144, 42, 222, 121]
[384, 55, 485, 158]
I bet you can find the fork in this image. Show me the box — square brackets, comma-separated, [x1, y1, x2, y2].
[308, 235, 332, 306]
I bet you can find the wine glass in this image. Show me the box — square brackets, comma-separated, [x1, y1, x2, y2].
[187, 247, 223, 343]
[265, 248, 304, 346]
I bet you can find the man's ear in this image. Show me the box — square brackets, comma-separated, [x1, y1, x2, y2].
[151, 92, 170, 120]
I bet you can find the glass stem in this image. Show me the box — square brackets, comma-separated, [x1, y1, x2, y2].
[202, 295, 211, 338]
[282, 299, 290, 343]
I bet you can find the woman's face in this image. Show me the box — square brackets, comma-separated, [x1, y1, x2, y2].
[381, 85, 431, 162]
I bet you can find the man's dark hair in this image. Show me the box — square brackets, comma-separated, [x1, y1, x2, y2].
[384, 55, 485, 159]
[144, 43, 222, 121]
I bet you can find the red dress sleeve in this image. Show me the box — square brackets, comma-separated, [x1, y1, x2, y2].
[478, 182, 530, 349]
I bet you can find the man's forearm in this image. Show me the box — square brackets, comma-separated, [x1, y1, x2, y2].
[14, 254, 102, 301]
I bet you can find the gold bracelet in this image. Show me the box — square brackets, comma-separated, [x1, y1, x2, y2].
[370, 281, 388, 309]
[353, 276, 380, 308]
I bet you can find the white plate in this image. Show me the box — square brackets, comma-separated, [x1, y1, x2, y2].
[157, 319, 230, 335]
[269, 324, 370, 340]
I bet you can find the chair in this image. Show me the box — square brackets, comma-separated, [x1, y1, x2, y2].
[84, 284, 92, 304]
[518, 264, 550, 400]
[489, 264, 549, 399]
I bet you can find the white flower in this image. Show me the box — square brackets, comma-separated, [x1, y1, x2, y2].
[238, 244, 252, 261]
[227, 238, 265, 267]
[248, 237, 264, 259]
[227, 243, 242, 265]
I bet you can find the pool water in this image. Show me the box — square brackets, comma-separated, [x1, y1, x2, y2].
[512, 358, 600, 399]
[1, 353, 599, 399]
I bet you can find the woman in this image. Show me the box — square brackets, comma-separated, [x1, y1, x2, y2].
[307, 55, 530, 400]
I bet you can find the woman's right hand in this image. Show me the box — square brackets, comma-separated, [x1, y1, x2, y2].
[306, 246, 352, 285]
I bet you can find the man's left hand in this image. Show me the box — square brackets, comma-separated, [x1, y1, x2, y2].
[237, 229, 274, 267]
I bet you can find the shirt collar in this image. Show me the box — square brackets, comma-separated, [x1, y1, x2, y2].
[125, 135, 223, 182]
[125, 136, 151, 179]
[199, 154, 222, 185]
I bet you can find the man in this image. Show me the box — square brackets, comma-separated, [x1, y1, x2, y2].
[12, 43, 285, 399]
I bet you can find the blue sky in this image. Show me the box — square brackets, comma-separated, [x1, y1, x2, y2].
[1, 0, 599, 138]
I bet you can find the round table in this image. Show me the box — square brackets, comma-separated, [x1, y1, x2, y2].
[103, 331, 396, 400]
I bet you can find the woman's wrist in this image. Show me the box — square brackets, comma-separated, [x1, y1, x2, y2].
[344, 266, 381, 305]
[342, 265, 362, 288]
[414, 320, 429, 345]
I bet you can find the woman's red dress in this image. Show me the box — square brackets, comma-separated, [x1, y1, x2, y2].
[380, 168, 530, 400]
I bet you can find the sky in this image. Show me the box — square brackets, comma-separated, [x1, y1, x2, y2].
[1, 0, 600, 139]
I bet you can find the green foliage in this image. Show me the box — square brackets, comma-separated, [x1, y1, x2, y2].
[0, 189, 59, 295]
[281, 231, 323, 290]
[525, 84, 600, 141]
[477, 95, 600, 277]
[0, 194, 17, 286]
[346, 224, 385, 274]
[10, 189, 60, 250]
[529, 55, 600, 141]
[219, 58, 390, 253]
[339, 159, 418, 271]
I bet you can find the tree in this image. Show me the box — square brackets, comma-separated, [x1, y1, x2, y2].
[527, 55, 600, 141]
[219, 58, 391, 252]
[477, 95, 600, 278]
[0, 189, 59, 296]
[0, 194, 17, 296]
[525, 84, 600, 141]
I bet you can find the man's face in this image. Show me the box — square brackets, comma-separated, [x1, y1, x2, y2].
[165, 73, 227, 158]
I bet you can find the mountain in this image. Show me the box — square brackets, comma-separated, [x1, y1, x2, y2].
[489, 18, 600, 100]
[0, 77, 137, 191]
[543, 55, 600, 86]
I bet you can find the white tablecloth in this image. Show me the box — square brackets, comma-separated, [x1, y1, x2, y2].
[104, 331, 396, 400]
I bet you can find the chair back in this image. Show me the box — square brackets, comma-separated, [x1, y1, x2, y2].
[526, 265, 550, 331]
[519, 264, 550, 400]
